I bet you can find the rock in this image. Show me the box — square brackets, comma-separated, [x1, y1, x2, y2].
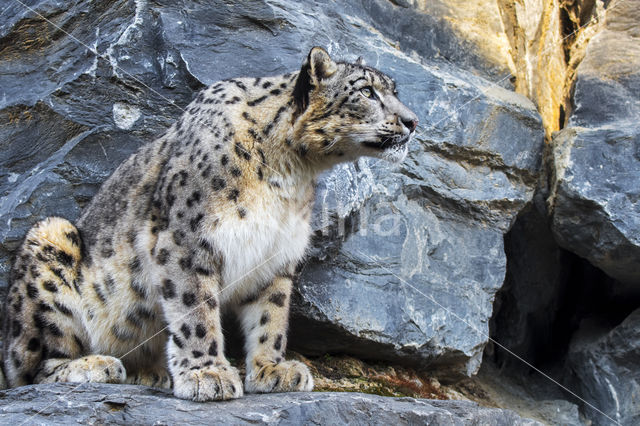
[549, 126, 640, 289]
[303, 353, 452, 399]
[488, 204, 570, 369]
[0, 0, 200, 283]
[0, 0, 543, 380]
[548, 0, 640, 290]
[566, 308, 640, 426]
[490, 3, 640, 414]
[496, 0, 603, 138]
[460, 362, 584, 426]
[0, 384, 541, 425]
[348, 0, 514, 84]
[395, 0, 605, 139]
[534, 400, 583, 426]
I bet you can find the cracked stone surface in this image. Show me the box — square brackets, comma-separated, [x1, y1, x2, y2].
[548, 0, 640, 290]
[566, 308, 640, 426]
[0, 384, 541, 425]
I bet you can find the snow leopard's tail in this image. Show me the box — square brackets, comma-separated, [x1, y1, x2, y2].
[2, 217, 83, 387]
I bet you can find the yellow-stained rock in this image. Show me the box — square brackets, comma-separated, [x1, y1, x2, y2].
[414, 0, 516, 75]
[410, 0, 608, 139]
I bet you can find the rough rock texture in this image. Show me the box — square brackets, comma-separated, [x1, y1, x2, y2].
[0, 384, 541, 425]
[566, 308, 640, 426]
[380, 0, 515, 81]
[490, 204, 639, 425]
[548, 0, 640, 290]
[540, 2, 640, 424]
[549, 126, 640, 289]
[398, 0, 605, 139]
[456, 362, 584, 426]
[0, 0, 544, 379]
[298, 353, 455, 399]
[496, 0, 603, 138]
[302, 351, 584, 426]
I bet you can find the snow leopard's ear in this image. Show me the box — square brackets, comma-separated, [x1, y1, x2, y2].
[308, 47, 337, 81]
[355, 56, 365, 66]
[293, 47, 337, 114]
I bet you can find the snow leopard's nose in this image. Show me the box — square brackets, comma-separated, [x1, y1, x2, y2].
[401, 117, 418, 132]
[389, 96, 418, 133]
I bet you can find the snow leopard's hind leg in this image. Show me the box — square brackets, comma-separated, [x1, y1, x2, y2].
[2, 217, 126, 386]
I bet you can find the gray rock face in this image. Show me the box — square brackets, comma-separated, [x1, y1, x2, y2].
[566, 308, 640, 426]
[545, 3, 640, 424]
[549, 125, 640, 290]
[0, 0, 543, 379]
[0, 384, 540, 425]
[548, 0, 640, 290]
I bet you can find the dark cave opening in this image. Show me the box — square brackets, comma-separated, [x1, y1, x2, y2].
[488, 206, 640, 373]
[484, 205, 640, 424]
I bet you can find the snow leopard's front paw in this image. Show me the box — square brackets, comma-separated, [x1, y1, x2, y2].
[173, 364, 243, 401]
[245, 359, 314, 393]
[63, 355, 127, 384]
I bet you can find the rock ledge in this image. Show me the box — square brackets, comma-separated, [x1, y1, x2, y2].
[0, 384, 540, 425]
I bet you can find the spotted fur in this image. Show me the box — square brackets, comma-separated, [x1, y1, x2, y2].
[1, 47, 417, 400]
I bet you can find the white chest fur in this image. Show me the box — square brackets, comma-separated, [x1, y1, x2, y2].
[209, 193, 312, 305]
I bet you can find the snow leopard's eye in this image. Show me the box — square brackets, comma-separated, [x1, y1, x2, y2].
[360, 87, 374, 99]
